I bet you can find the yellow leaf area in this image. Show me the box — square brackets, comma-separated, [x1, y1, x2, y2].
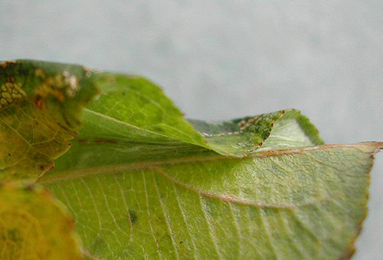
[0, 183, 82, 260]
[0, 100, 73, 181]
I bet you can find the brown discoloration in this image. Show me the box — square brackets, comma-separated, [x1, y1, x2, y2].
[47, 165, 55, 173]
[0, 61, 16, 68]
[239, 116, 261, 131]
[40, 188, 53, 198]
[34, 69, 81, 104]
[76, 138, 118, 145]
[237, 120, 246, 127]
[373, 144, 383, 155]
[39, 164, 55, 174]
[254, 142, 383, 158]
[53, 89, 65, 102]
[38, 142, 383, 184]
[338, 246, 356, 260]
[77, 139, 90, 144]
[34, 96, 44, 110]
[24, 184, 35, 192]
[94, 139, 118, 144]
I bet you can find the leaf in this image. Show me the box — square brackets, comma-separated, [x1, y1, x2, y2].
[0, 60, 322, 182]
[37, 72, 325, 179]
[0, 60, 98, 181]
[0, 60, 381, 259]
[0, 182, 82, 259]
[40, 142, 381, 259]
[188, 108, 324, 154]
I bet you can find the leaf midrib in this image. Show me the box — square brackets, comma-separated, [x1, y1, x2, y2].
[38, 142, 382, 184]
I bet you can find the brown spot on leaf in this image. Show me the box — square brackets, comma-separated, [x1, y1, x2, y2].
[24, 184, 35, 191]
[47, 165, 55, 172]
[77, 139, 90, 144]
[0, 61, 16, 68]
[94, 139, 118, 144]
[34, 96, 44, 110]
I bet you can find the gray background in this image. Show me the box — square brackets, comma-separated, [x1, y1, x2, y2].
[1, 1, 382, 259]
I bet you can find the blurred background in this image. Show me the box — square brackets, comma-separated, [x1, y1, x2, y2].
[1, 1, 382, 258]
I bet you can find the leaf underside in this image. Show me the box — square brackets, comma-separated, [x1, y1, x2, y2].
[0, 60, 381, 260]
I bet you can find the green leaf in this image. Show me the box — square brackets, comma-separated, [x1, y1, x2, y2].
[0, 182, 82, 259]
[40, 142, 381, 259]
[188, 108, 324, 154]
[0, 60, 323, 182]
[0, 60, 380, 259]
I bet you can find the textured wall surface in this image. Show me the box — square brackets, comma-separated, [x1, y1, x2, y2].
[1, 1, 382, 258]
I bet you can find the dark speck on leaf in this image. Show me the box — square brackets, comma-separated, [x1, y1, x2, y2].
[129, 210, 137, 224]
[24, 184, 35, 191]
[7, 229, 20, 242]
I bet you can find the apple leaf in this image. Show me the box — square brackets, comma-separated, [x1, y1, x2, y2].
[0, 60, 381, 259]
[0, 182, 82, 259]
[0, 60, 98, 181]
[41, 142, 381, 259]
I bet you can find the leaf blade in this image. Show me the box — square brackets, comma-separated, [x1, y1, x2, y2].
[42, 142, 381, 259]
[1, 60, 379, 259]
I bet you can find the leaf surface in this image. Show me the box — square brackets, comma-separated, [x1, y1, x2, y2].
[0, 60, 323, 182]
[41, 142, 381, 259]
[0, 60, 380, 259]
[0, 182, 82, 259]
[0, 60, 98, 181]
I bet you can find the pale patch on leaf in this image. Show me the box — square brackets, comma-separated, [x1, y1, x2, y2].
[0, 183, 82, 259]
